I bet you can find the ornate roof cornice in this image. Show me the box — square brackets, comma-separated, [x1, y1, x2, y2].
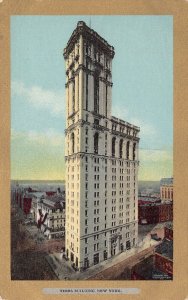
[63, 21, 115, 59]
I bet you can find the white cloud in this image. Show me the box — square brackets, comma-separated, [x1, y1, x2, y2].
[112, 105, 157, 138]
[112, 106, 128, 120]
[130, 118, 157, 137]
[140, 148, 172, 162]
[11, 81, 65, 117]
[11, 128, 64, 147]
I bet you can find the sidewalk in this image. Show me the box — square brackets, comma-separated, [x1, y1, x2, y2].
[45, 238, 160, 280]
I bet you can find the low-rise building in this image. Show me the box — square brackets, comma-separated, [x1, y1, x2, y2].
[154, 238, 173, 278]
[39, 195, 66, 239]
[31, 192, 46, 223]
[131, 222, 173, 280]
[138, 196, 161, 205]
[138, 202, 173, 225]
[22, 195, 32, 216]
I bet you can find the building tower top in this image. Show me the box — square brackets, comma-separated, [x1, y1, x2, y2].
[63, 21, 115, 59]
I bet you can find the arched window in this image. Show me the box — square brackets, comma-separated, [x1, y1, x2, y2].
[112, 137, 116, 157]
[72, 79, 75, 112]
[94, 74, 99, 114]
[86, 43, 89, 55]
[119, 139, 123, 158]
[133, 143, 136, 160]
[94, 132, 99, 154]
[71, 132, 75, 154]
[126, 141, 130, 159]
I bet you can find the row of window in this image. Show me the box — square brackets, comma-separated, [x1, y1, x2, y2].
[69, 131, 137, 159]
[51, 219, 64, 224]
[67, 223, 136, 244]
[66, 171, 135, 183]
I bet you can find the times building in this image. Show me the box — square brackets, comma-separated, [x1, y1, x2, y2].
[63, 21, 140, 270]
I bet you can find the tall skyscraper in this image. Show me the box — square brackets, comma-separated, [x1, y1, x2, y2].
[63, 21, 140, 270]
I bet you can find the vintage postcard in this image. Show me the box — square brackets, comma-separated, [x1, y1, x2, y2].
[0, 1, 188, 300]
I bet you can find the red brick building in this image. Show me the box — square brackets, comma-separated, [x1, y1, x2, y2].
[138, 202, 173, 225]
[154, 221, 173, 278]
[22, 196, 32, 215]
[155, 252, 173, 277]
[164, 223, 173, 240]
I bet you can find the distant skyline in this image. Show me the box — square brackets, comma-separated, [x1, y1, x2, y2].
[11, 16, 173, 180]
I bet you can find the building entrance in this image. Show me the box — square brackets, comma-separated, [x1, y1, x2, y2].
[111, 248, 116, 256]
[126, 241, 131, 250]
[120, 243, 124, 252]
[104, 250, 107, 260]
[70, 252, 74, 262]
[93, 253, 99, 265]
[84, 258, 89, 268]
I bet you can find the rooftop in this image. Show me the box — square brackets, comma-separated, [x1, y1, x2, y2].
[42, 201, 64, 210]
[165, 222, 173, 230]
[45, 195, 65, 202]
[28, 192, 45, 198]
[155, 238, 173, 260]
[139, 201, 172, 207]
[111, 116, 140, 131]
[138, 196, 161, 202]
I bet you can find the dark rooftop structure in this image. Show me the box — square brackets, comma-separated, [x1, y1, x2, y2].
[165, 222, 173, 230]
[155, 239, 173, 260]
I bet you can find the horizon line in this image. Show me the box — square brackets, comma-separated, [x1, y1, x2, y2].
[11, 179, 164, 182]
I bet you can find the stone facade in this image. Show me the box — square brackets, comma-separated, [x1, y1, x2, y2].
[63, 21, 140, 270]
[160, 178, 173, 203]
[40, 197, 65, 239]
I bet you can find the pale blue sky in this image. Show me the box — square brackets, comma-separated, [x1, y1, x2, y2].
[11, 16, 173, 180]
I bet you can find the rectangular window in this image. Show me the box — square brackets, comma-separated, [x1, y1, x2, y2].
[86, 73, 88, 110]
[105, 85, 108, 117]
[94, 77, 99, 114]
